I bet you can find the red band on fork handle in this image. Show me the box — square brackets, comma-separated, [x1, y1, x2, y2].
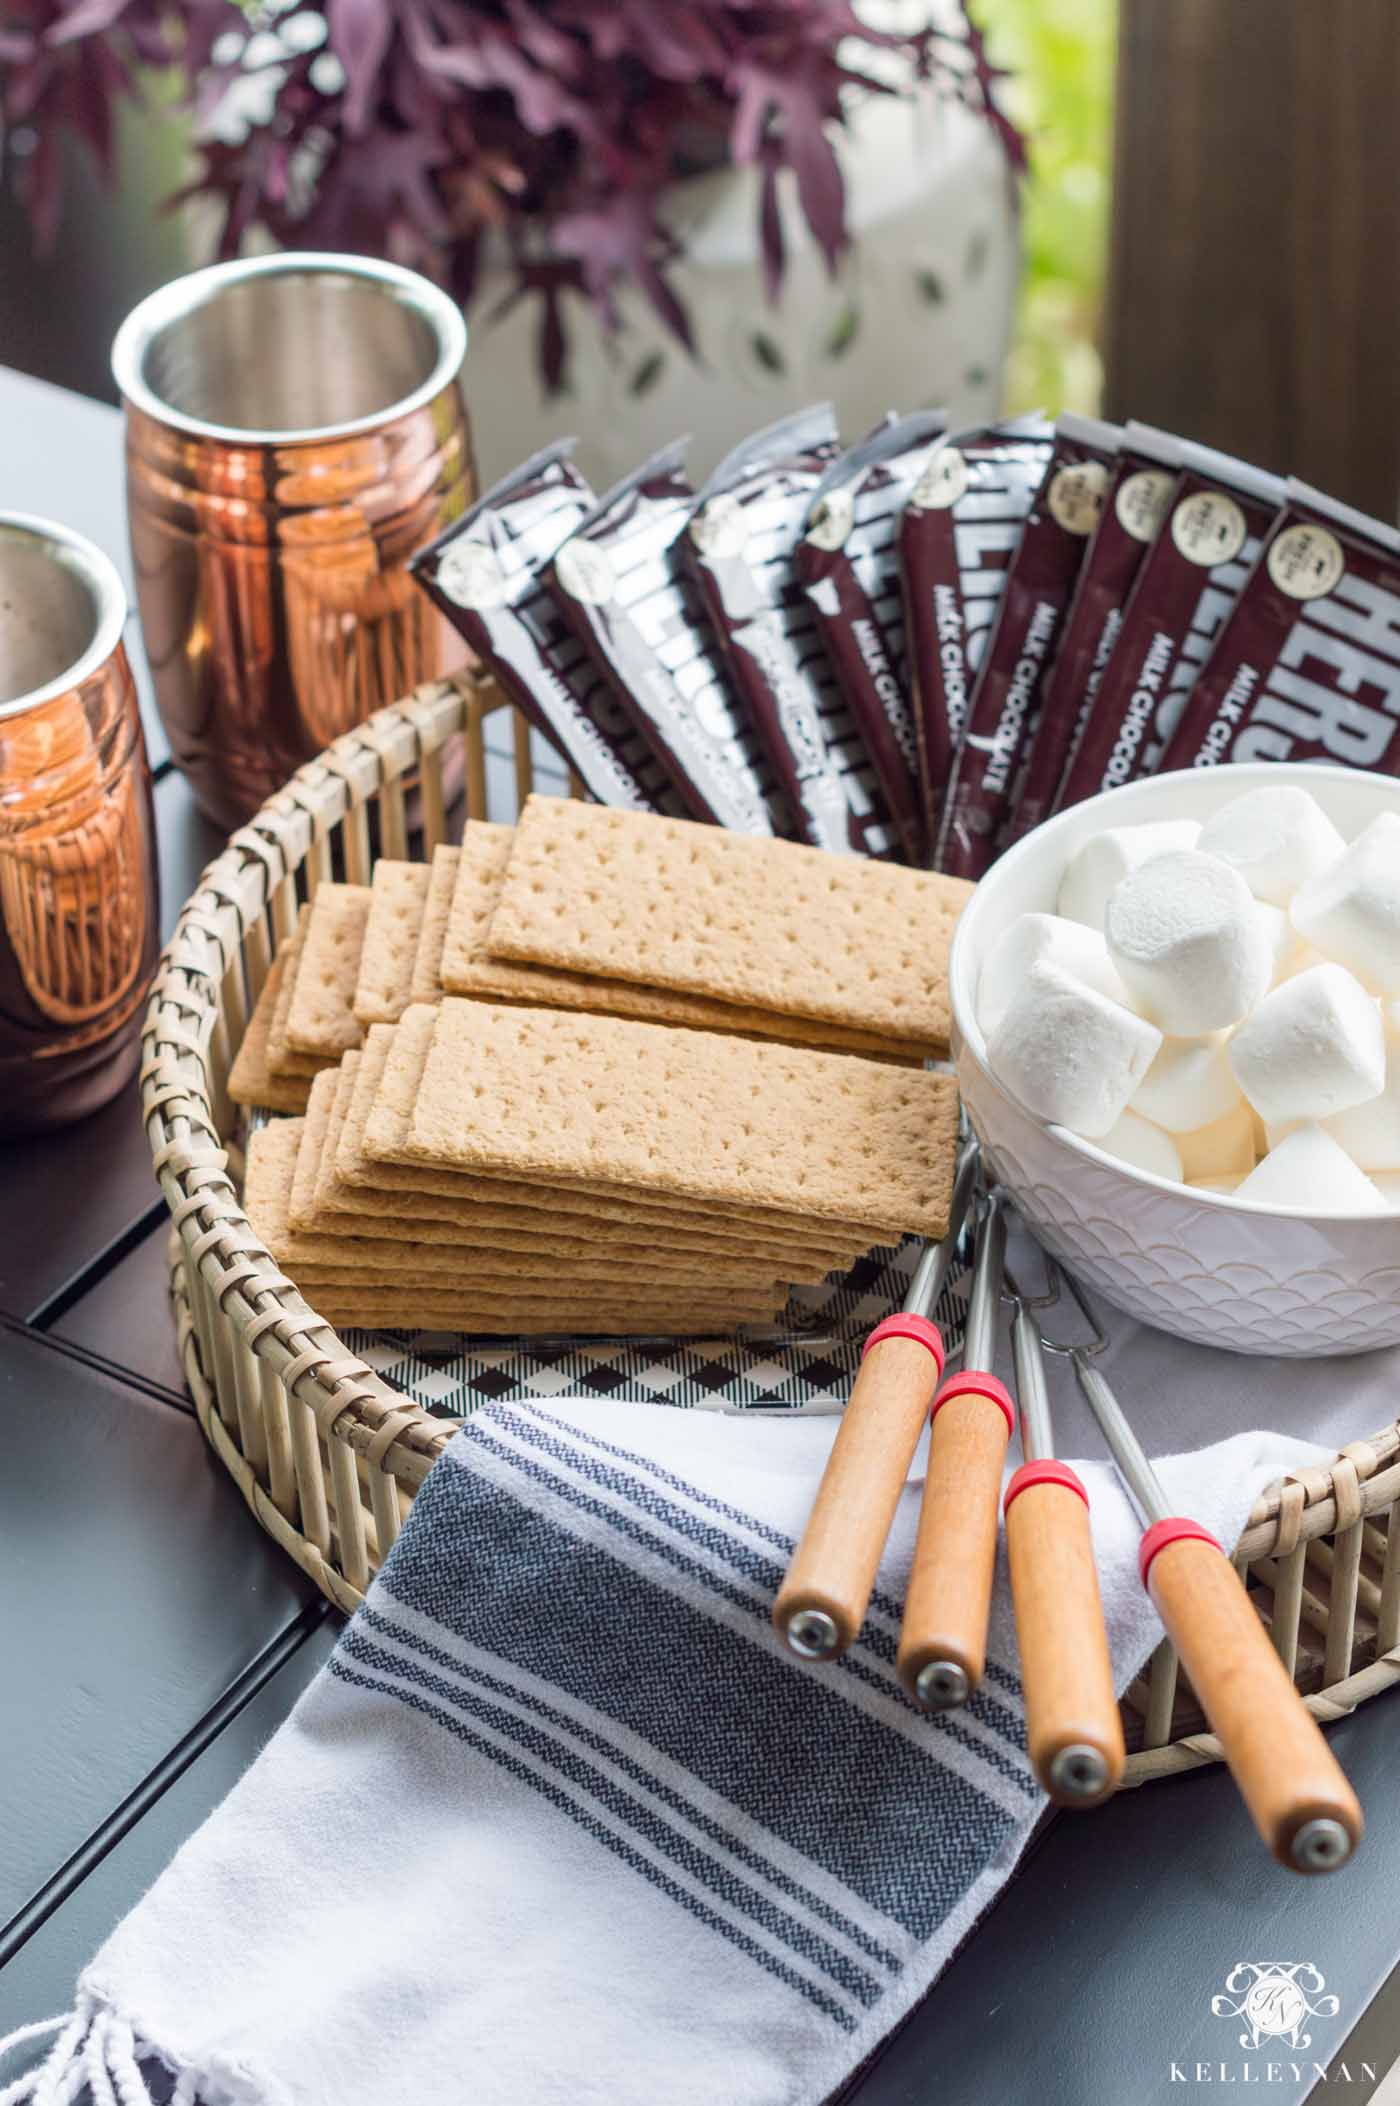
[1138, 1516, 1222, 1589]
[1003, 1457, 1089, 1517]
[862, 1313, 946, 1378]
[930, 1369, 1016, 1440]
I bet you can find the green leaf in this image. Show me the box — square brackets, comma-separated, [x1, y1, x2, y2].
[750, 331, 786, 375]
[823, 301, 861, 359]
[629, 350, 665, 397]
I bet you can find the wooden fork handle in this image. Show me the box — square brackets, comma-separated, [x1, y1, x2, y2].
[897, 1374, 1014, 1705]
[1005, 1464, 1124, 1806]
[774, 1319, 944, 1658]
[1146, 1524, 1362, 1872]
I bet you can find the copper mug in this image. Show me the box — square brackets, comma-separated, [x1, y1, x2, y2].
[112, 253, 476, 830]
[0, 514, 159, 1134]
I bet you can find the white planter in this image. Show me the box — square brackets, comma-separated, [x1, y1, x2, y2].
[464, 87, 1021, 488]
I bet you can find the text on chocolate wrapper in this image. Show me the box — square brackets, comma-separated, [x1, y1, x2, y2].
[956, 513, 1022, 675]
[1233, 571, 1400, 764]
[852, 616, 919, 765]
[934, 584, 969, 733]
[738, 616, 828, 781]
[981, 598, 1058, 793]
[1195, 666, 1260, 764]
[1104, 630, 1173, 785]
[1147, 540, 1260, 765]
[1087, 605, 1123, 691]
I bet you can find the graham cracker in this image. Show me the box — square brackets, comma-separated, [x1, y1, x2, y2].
[289, 1065, 342, 1231]
[294, 1281, 782, 1318]
[343, 1027, 858, 1272]
[354, 861, 432, 1026]
[409, 844, 460, 1006]
[359, 1009, 874, 1252]
[284, 882, 372, 1058]
[312, 1054, 360, 1225]
[246, 1120, 787, 1291]
[228, 951, 313, 1114]
[486, 796, 973, 1048]
[309, 1301, 782, 1338]
[296, 1053, 839, 1279]
[401, 998, 959, 1239]
[442, 821, 933, 1061]
[266, 910, 330, 1079]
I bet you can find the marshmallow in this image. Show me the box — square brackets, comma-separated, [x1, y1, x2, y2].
[1094, 1111, 1184, 1182]
[1189, 1174, 1247, 1195]
[1291, 811, 1400, 994]
[1132, 1031, 1242, 1133]
[1177, 1102, 1258, 1183]
[1325, 1044, 1400, 1171]
[1256, 902, 1310, 986]
[1228, 962, 1387, 1124]
[1370, 1172, 1400, 1210]
[1388, 999, 1400, 1040]
[1196, 784, 1346, 906]
[1234, 1123, 1386, 1214]
[1057, 820, 1202, 931]
[986, 961, 1163, 1138]
[977, 912, 1131, 1042]
[1105, 849, 1273, 1034]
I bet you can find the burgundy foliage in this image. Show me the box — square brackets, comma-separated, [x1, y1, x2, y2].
[0, 0, 1023, 388]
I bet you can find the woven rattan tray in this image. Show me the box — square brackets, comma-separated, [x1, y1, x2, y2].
[142, 672, 1400, 1783]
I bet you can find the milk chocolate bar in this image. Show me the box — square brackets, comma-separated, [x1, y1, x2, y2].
[683, 407, 900, 859]
[1055, 437, 1284, 808]
[935, 414, 1117, 876]
[1006, 422, 1181, 842]
[545, 444, 785, 835]
[897, 415, 1053, 859]
[796, 410, 947, 862]
[1160, 480, 1400, 775]
[412, 443, 688, 815]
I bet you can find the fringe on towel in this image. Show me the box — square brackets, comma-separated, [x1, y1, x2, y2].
[0, 2004, 201, 2106]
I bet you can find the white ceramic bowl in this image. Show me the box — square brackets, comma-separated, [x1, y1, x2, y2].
[950, 763, 1400, 1355]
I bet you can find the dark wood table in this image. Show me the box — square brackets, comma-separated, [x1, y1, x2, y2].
[2, 366, 1397, 2105]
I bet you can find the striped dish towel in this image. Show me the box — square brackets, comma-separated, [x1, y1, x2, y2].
[1, 1401, 1321, 2106]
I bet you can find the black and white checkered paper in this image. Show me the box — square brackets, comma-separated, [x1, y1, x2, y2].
[342, 1236, 972, 1420]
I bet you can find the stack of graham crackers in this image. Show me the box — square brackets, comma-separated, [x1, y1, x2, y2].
[234, 798, 970, 1337]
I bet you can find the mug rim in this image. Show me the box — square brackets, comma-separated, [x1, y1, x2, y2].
[110, 251, 469, 448]
[0, 513, 128, 722]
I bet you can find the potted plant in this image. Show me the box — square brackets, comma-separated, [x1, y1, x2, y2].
[2, 0, 1024, 476]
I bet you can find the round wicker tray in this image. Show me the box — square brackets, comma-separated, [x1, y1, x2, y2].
[142, 671, 1400, 1784]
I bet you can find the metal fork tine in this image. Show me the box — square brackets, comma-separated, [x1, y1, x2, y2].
[1025, 1256, 1110, 1360]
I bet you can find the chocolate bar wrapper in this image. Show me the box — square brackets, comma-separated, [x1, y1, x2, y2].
[897, 415, 1053, 860]
[682, 407, 900, 859]
[545, 444, 786, 835]
[796, 410, 947, 862]
[1005, 422, 1181, 843]
[935, 414, 1117, 877]
[412, 442, 689, 815]
[1160, 480, 1400, 775]
[1055, 438, 1285, 809]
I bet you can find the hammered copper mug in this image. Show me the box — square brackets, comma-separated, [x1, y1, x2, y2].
[0, 515, 159, 1134]
[112, 253, 475, 829]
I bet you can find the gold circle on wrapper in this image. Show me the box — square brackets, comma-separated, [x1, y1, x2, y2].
[0, 514, 159, 1134]
[112, 254, 477, 829]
